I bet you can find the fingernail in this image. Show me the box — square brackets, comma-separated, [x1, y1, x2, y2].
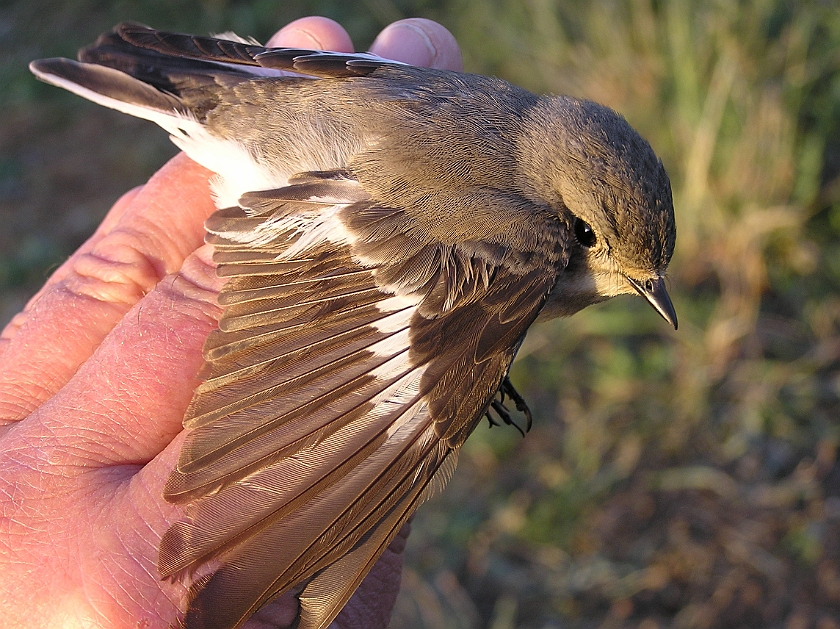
[270, 26, 324, 49]
[372, 23, 436, 66]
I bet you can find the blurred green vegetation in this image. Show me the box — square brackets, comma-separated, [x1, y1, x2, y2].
[1, 0, 839, 628]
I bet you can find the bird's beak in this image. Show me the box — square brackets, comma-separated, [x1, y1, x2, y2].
[627, 276, 678, 330]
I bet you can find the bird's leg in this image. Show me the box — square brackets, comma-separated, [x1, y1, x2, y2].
[484, 407, 503, 428]
[500, 376, 533, 433]
[486, 399, 515, 432]
[484, 376, 532, 436]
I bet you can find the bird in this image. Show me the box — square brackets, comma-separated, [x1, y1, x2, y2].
[30, 22, 677, 629]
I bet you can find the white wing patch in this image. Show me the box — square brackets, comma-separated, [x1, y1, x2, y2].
[279, 205, 355, 258]
[371, 297, 421, 333]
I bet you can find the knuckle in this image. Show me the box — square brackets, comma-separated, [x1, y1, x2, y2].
[165, 249, 222, 303]
[154, 251, 223, 321]
[63, 233, 167, 306]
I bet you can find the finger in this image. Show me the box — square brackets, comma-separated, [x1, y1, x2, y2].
[369, 18, 463, 70]
[0, 251, 222, 628]
[267, 16, 354, 51]
[0, 186, 143, 352]
[0, 154, 215, 424]
[8, 244, 223, 464]
[332, 521, 411, 629]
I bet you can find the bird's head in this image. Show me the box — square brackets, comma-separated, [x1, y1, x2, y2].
[517, 95, 677, 328]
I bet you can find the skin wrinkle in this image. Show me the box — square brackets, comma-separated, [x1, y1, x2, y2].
[77, 527, 111, 628]
[25, 398, 132, 468]
[48, 157, 213, 312]
[0, 480, 40, 545]
[7, 291, 117, 400]
[5, 245, 225, 625]
[23, 283, 127, 335]
[0, 379, 53, 423]
[122, 479, 188, 617]
[104, 528, 155, 624]
[0, 156, 216, 429]
[47, 430, 116, 470]
[0, 289, 143, 427]
[0, 312, 24, 349]
[2, 421, 65, 477]
[118, 213, 204, 279]
[285, 28, 325, 49]
[159, 280, 218, 320]
[0, 187, 145, 353]
[66, 380, 174, 465]
[72, 420, 144, 468]
[14, 386, 135, 471]
[71, 241, 164, 305]
[370, 19, 461, 71]
[76, 470, 161, 627]
[17, 488, 76, 620]
[269, 17, 354, 53]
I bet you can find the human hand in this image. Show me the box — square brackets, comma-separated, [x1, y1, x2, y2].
[0, 17, 461, 629]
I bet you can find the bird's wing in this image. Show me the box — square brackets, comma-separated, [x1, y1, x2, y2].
[159, 171, 560, 629]
[32, 22, 403, 92]
[104, 21, 403, 76]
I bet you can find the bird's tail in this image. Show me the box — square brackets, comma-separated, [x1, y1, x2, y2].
[29, 22, 276, 135]
[29, 23, 330, 207]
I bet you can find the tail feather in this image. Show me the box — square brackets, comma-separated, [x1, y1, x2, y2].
[28, 22, 285, 133]
[29, 58, 191, 128]
[29, 36, 280, 199]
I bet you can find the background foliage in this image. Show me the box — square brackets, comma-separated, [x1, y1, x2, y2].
[1, 1, 839, 627]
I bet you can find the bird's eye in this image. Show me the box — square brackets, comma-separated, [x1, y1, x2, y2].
[574, 218, 597, 248]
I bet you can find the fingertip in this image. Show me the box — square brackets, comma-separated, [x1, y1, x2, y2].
[179, 244, 225, 297]
[192, 242, 217, 269]
[369, 18, 463, 71]
[267, 16, 354, 52]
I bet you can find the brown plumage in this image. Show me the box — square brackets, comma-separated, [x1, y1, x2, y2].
[31, 22, 677, 629]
